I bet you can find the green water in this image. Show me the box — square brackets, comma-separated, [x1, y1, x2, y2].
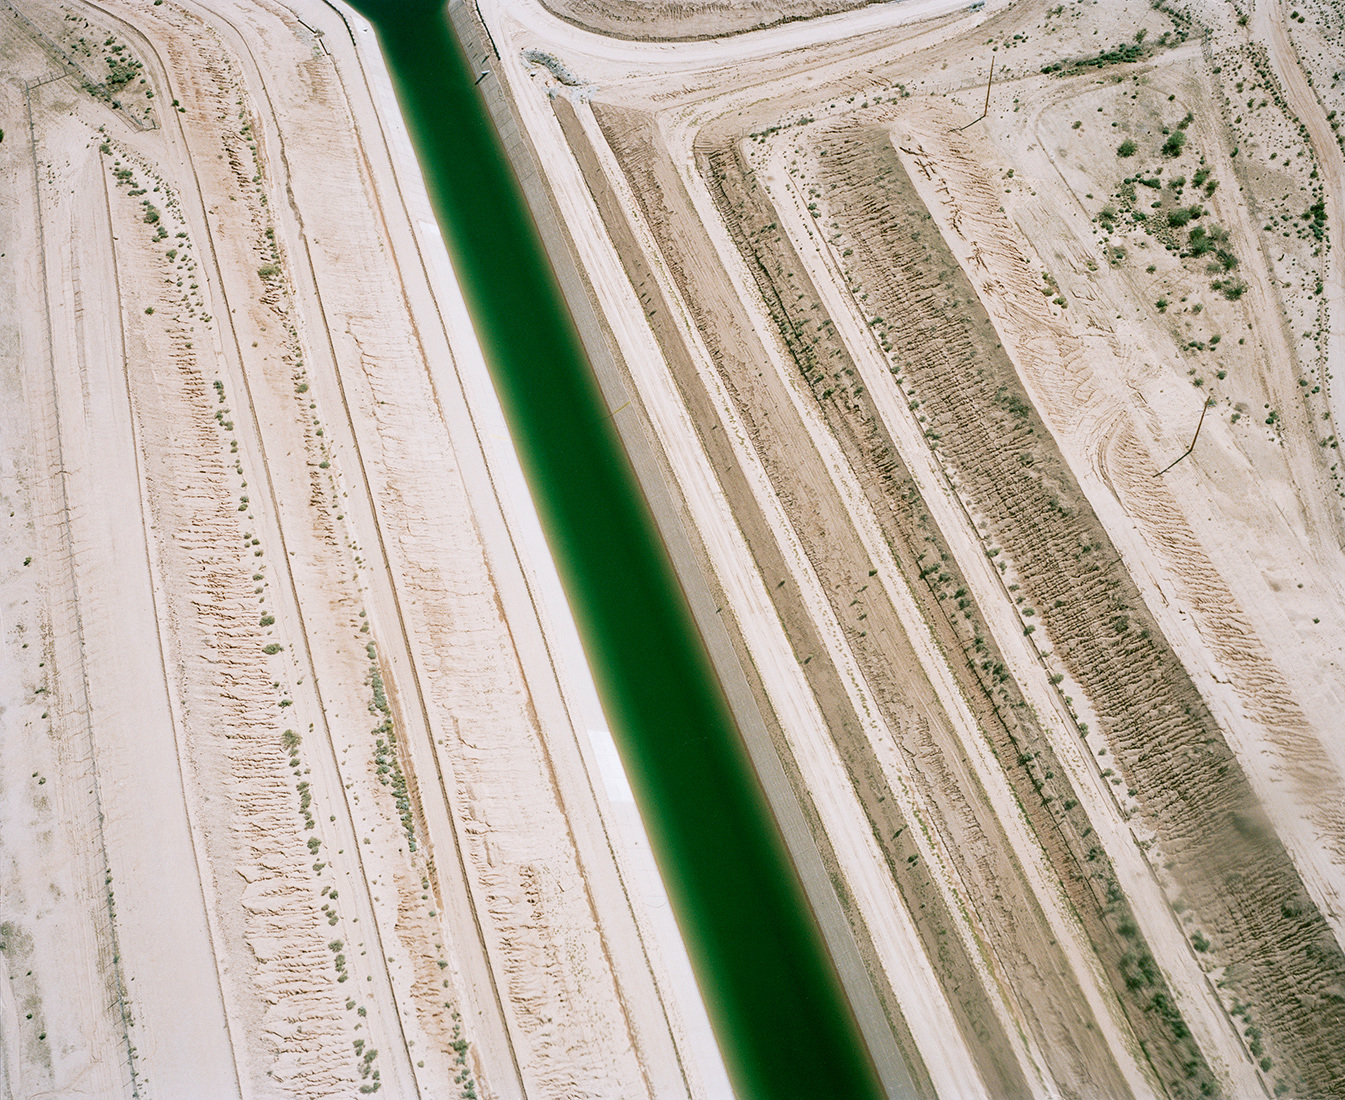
[347, 3, 884, 1096]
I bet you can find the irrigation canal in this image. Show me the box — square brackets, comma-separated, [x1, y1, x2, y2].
[343, 3, 886, 1095]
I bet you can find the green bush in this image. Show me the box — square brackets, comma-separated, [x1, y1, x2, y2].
[1162, 130, 1186, 157]
[1117, 138, 1137, 157]
[1211, 279, 1247, 301]
[1187, 224, 1228, 257]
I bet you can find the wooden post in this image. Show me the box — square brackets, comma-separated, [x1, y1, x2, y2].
[1155, 398, 1212, 475]
[951, 55, 996, 133]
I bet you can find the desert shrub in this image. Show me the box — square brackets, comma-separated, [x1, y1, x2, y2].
[1304, 199, 1327, 241]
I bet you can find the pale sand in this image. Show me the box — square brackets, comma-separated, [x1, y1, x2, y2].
[5, 0, 1345, 1095]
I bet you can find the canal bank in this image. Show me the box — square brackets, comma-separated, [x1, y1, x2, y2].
[340, 1, 891, 1097]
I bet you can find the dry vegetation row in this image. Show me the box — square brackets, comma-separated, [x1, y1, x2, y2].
[805, 124, 1345, 1096]
[699, 134, 1224, 1099]
[589, 98, 1165, 1098]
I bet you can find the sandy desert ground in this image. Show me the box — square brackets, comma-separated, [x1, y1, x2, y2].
[3, 0, 1345, 1096]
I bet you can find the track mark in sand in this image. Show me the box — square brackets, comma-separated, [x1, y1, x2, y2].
[6, 77, 145, 1098]
[129, 1, 662, 1094]
[250, 23, 667, 1094]
[701, 131, 1175, 1100]
[894, 108, 1345, 919]
[744, 113, 1268, 1094]
[809, 118, 1345, 1096]
[93, 4, 483, 1089]
[8, 1, 717, 1097]
[591, 101, 1027, 1100]
[339, 297, 652, 1098]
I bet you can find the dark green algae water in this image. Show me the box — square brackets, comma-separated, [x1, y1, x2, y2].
[345, 3, 885, 1095]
